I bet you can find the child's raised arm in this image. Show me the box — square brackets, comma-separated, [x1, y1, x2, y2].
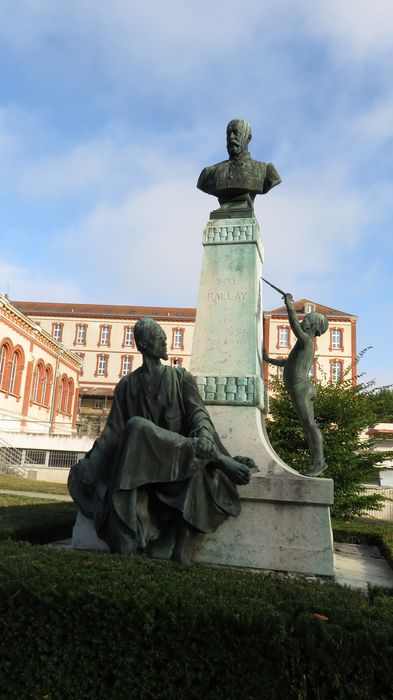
[283, 293, 308, 344]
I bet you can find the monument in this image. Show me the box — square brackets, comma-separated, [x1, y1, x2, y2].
[189, 119, 334, 575]
[70, 118, 334, 577]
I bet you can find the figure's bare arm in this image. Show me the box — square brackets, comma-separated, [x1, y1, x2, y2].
[263, 348, 286, 367]
[284, 293, 307, 343]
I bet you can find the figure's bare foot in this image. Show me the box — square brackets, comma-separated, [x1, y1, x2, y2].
[306, 461, 328, 477]
[216, 454, 251, 485]
[171, 518, 194, 567]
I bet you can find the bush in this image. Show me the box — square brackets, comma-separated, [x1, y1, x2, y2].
[2, 497, 393, 698]
[1, 539, 393, 699]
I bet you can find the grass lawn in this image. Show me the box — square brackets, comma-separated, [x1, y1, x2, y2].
[0, 471, 69, 495]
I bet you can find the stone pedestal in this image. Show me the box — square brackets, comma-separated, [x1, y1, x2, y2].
[190, 216, 334, 576]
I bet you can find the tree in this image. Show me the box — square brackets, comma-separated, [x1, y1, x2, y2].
[265, 357, 391, 519]
[366, 388, 393, 424]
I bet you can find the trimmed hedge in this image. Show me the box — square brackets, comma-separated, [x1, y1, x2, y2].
[1, 540, 393, 700]
[1, 498, 393, 698]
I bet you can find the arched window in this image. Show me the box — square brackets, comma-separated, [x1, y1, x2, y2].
[31, 361, 44, 403]
[0, 345, 7, 390]
[43, 365, 53, 407]
[41, 370, 48, 406]
[67, 378, 74, 415]
[11, 346, 24, 396]
[62, 377, 69, 414]
[8, 352, 18, 394]
[57, 378, 64, 412]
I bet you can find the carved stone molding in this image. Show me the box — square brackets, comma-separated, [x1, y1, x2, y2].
[194, 374, 264, 408]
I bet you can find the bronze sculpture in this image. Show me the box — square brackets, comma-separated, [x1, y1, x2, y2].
[68, 318, 252, 565]
[263, 293, 329, 476]
[197, 119, 281, 217]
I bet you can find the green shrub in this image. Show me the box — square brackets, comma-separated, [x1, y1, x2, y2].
[1, 498, 393, 698]
[0, 539, 393, 700]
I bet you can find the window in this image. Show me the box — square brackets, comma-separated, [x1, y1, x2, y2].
[99, 325, 111, 346]
[171, 357, 182, 368]
[277, 366, 284, 380]
[8, 352, 18, 394]
[305, 303, 314, 314]
[31, 368, 39, 402]
[75, 324, 87, 345]
[52, 323, 63, 342]
[31, 362, 44, 403]
[94, 399, 105, 409]
[172, 328, 184, 350]
[120, 355, 132, 376]
[62, 380, 69, 414]
[123, 326, 134, 347]
[331, 329, 343, 351]
[41, 370, 48, 404]
[57, 380, 63, 411]
[67, 379, 74, 414]
[278, 327, 289, 348]
[43, 366, 53, 407]
[97, 355, 108, 376]
[331, 361, 343, 383]
[0, 345, 7, 389]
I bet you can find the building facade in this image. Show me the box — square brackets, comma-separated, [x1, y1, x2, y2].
[13, 298, 357, 436]
[0, 295, 82, 436]
[13, 301, 195, 436]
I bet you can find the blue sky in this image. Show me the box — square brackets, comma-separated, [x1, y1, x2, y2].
[1, 1, 392, 385]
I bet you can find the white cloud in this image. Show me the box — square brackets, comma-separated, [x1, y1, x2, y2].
[300, 0, 393, 59]
[0, 261, 81, 302]
[257, 163, 369, 292]
[57, 177, 208, 306]
[354, 97, 393, 146]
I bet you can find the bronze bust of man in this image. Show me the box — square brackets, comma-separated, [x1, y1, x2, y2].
[197, 119, 281, 218]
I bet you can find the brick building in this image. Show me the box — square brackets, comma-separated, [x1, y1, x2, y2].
[13, 297, 357, 436]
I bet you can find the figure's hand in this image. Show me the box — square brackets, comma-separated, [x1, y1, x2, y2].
[194, 437, 217, 460]
[231, 462, 251, 485]
[283, 292, 293, 306]
[234, 456, 258, 472]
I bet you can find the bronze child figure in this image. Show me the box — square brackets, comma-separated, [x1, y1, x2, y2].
[263, 293, 329, 477]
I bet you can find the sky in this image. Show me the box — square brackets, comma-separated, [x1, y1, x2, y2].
[1, 0, 392, 386]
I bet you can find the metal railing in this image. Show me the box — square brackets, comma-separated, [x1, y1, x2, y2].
[0, 435, 83, 478]
[0, 435, 30, 477]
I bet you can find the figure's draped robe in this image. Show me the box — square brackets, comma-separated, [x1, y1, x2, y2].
[68, 366, 240, 554]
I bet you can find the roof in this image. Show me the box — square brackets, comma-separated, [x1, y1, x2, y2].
[12, 300, 197, 322]
[0, 295, 82, 367]
[12, 298, 357, 323]
[265, 298, 357, 319]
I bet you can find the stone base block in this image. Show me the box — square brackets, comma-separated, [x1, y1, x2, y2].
[191, 473, 334, 577]
[70, 471, 334, 577]
[72, 512, 110, 552]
